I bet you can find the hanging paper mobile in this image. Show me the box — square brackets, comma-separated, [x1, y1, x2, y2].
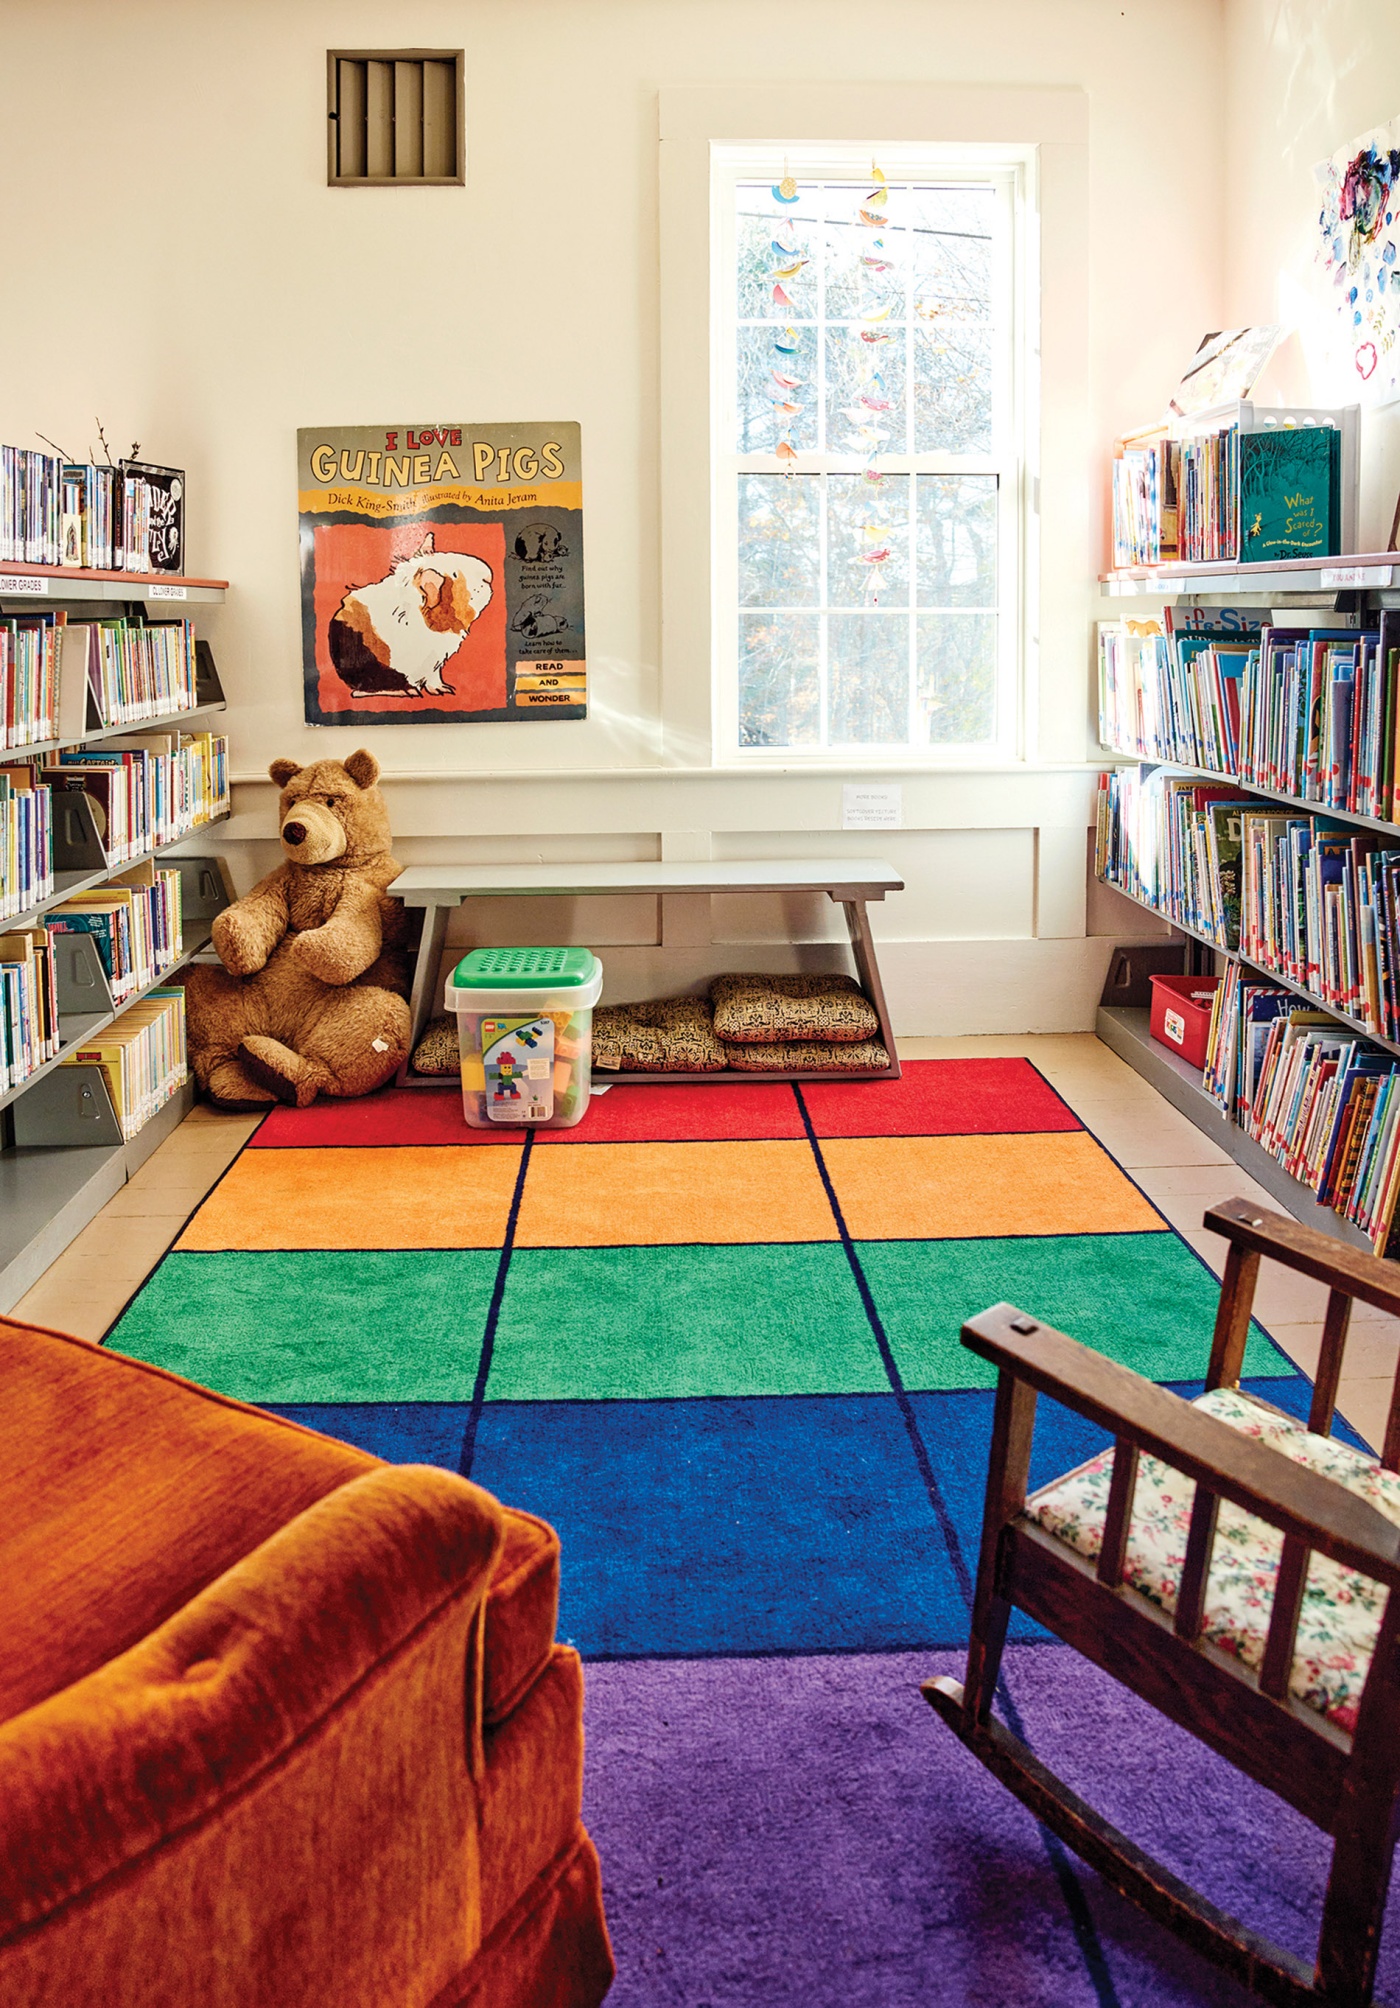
[850, 162, 898, 590]
[766, 177, 806, 468]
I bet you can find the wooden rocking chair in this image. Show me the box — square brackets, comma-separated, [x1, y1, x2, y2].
[926, 1197, 1400, 2006]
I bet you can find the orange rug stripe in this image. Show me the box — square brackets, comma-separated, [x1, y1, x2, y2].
[512, 1139, 838, 1248]
[823, 1132, 1166, 1241]
[175, 1145, 525, 1251]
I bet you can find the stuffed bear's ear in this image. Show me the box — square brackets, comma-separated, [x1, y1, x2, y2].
[269, 758, 301, 788]
[343, 749, 380, 789]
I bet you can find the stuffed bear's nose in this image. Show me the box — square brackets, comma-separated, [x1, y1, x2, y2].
[283, 822, 307, 845]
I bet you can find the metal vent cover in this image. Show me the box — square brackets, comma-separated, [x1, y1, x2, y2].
[328, 51, 464, 186]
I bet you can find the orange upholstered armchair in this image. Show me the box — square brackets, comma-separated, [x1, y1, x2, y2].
[0, 1318, 613, 2008]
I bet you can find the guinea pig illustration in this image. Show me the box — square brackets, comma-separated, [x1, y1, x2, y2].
[510, 593, 569, 640]
[513, 523, 569, 563]
[329, 532, 493, 698]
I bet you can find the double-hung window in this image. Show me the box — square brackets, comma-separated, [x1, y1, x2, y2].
[714, 145, 1027, 760]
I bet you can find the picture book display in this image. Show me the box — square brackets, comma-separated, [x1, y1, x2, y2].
[1108, 402, 1352, 572]
[1168, 327, 1284, 419]
[297, 422, 586, 726]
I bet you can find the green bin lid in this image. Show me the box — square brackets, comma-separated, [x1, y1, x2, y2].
[450, 946, 598, 989]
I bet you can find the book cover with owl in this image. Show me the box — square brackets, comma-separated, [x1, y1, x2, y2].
[297, 421, 586, 726]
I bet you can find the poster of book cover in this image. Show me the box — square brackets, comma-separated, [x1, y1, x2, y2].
[297, 421, 585, 725]
[1315, 118, 1400, 402]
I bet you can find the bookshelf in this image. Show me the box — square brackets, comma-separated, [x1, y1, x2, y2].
[1095, 576, 1400, 1251]
[0, 572, 232, 1309]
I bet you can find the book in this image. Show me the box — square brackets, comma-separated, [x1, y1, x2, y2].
[1237, 426, 1335, 563]
[118, 461, 184, 574]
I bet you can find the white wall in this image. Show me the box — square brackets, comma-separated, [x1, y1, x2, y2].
[1223, 0, 1400, 550]
[0, 0, 1229, 1030]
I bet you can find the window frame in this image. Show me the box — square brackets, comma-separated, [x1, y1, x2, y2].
[710, 141, 1035, 767]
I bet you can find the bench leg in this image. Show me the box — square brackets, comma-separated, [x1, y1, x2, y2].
[396, 901, 452, 1087]
[839, 899, 901, 1079]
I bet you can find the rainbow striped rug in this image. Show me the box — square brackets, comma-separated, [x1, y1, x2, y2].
[106, 1061, 1395, 2006]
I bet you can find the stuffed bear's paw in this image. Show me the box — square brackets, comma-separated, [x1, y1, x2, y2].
[287, 924, 359, 984]
[213, 912, 270, 977]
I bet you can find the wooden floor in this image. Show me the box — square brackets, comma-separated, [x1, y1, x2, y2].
[13, 1033, 1399, 1450]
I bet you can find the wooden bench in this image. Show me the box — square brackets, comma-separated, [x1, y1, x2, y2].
[391, 858, 904, 1086]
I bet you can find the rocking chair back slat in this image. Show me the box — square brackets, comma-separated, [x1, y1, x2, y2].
[1095, 1438, 1139, 1589]
[1173, 1486, 1220, 1641]
[1307, 1289, 1354, 1439]
[1382, 1382, 1400, 1474]
[1204, 1241, 1261, 1391]
[1259, 1535, 1312, 1701]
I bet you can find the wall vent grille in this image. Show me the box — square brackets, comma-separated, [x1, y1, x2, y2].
[328, 51, 464, 185]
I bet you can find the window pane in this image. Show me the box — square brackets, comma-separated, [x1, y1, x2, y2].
[827, 472, 909, 607]
[917, 476, 997, 606]
[737, 324, 818, 453]
[909, 184, 995, 454]
[913, 324, 993, 454]
[917, 611, 997, 743]
[825, 324, 908, 456]
[907, 184, 993, 310]
[736, 190, 819, 320]
[738, 475, 820, 606]
[829, 612, 909, 744]
[739, 611, 821, 747]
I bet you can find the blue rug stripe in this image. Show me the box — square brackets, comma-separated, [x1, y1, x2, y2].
[790, 1085, 977, 1607]
[458, 1129, 534, 1478]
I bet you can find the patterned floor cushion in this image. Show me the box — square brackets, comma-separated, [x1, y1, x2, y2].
[710, 973, 880, 1045]
[1025, 1387, 1400, 1733]
[592, 997, 726, 1072]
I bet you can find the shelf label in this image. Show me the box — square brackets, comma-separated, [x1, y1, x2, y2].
[1321, 564, 1393, 588]
[1, 574, 48, 594]
[148, 582, 188, 599]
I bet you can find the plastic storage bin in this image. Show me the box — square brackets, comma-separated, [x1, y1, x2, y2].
[445, 947, 604, 1129]
[1148, 971, 1221, 1070]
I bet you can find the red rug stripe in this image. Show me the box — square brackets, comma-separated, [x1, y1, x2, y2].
[248, 1059, 1079, 1148]
[536, 1081, 806, 1143]
[802, 1060, 1080, 1137]
[248, 1088, 512, 1147]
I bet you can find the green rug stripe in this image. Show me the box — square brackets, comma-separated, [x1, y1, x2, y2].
[858, 1231, 1289, 1393]
[107, 1249, 497, 1403]
[487, 1243, 887, 1402]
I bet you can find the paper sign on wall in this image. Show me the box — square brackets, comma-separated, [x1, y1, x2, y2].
[842, 783, 903, 830]
[297, 421, 586, 726]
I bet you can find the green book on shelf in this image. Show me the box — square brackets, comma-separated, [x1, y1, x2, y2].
[1238, 427, 1335, 563]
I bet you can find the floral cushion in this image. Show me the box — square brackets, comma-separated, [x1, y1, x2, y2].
[1025, 1387, 1400, 1733]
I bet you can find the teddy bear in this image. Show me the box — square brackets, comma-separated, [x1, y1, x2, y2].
[185, 749, 413, 1109]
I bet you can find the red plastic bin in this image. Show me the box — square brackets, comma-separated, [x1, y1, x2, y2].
[1148, 972, 1221, 1070]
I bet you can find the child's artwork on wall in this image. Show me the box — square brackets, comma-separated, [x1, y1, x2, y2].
[1315, 118, 1400, 403]
[297, 422, 586, 725]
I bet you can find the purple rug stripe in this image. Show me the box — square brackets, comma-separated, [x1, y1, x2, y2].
[583, 1645, 1400, 2007]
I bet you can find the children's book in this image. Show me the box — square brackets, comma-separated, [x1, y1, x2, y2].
[1238, 427, 1336, 563]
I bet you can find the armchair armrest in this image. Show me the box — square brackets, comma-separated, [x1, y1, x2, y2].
[962, 1303, 1400, 1587]
[0, 1464, 504, 1952]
